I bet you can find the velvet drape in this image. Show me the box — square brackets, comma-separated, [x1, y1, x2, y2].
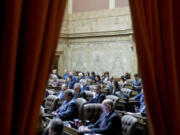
[129, 0, 180, 134]
[0, 0, 66, 134]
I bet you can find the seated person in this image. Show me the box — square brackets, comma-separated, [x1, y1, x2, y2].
[80, 79, 89, 91]
[118, 76, 127, 88]
[43, 118, 63, 135]
[100, 81, 105, 90]
[88, 85, 106, 103]
[79, 99, 122, 135]
[112, 80, 120, 94]
[67, 73, 76, 89]
[95, 75, 102, 84]
[50, 74, 59, 87]
[77, 72, 85, 83]
[114, 80, 128, 99]
[130, 89, 146, 116]
[132, 89, 144, 105]
[105, 77, 114, 89]
[63, 69, 69, 80]
[52, 90, 78, 121]
[73, 83, 87, 100]
[132, 74, 142, 91]
[124, 72, 131, 80]
[56, 84, 68, 100]
[52, 69, 61, 79]
[100, 82, 112, 94]
[137, 102, 146, 117]
[89, 72, 96, 81]
[102, 72, 110, 82]
[85, 72, 90, 79]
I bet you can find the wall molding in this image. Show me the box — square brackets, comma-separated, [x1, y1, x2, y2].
[60, 29, 133, 38]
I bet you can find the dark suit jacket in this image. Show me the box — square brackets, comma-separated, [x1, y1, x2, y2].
[87, 111, 122, 135]
[88, 92, 106, 103]
[56, 99, 78, 121]
[81, 84, 89, 91]
[67, 76, 76, 89]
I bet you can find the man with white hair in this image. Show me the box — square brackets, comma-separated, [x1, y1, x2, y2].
[73, 83, 87, 100]
[77, 72, 84, 83]
[56, 84, 67, 100]
[79, 99, 122, 135]
[80, 79, 89, 91]
[88, 85, 105, 103]
[52, 69, 61, 79]
[51, 74, 59, 87]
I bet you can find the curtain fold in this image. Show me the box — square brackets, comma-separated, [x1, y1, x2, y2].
[0, 0, 66, 135]
[129, 0, 180, 134]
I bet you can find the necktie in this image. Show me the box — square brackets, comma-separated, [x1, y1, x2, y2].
[100, 115, 108, 128]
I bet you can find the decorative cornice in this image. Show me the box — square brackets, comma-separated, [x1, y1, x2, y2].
[60, 29, 133, 38]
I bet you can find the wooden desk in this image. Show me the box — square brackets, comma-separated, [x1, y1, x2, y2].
[116, 110, 147, 125]
[125, 112, 148, 135]
[116, 110, 127, 117]
[125, 112, 147, 125]
[47, 86, 61, 91]
[117, 98, 139, 104]
[63, 125, 82, 135]
[116, 99, 139, 111]
[131, 91, 139, 96]
[101, 89, 111, 95]
[124, 85, 133, 89]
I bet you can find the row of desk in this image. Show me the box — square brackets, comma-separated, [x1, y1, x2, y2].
[45, 86, 147, 135]
[62, 110, 147, 135]
[43, 113, 147, 135]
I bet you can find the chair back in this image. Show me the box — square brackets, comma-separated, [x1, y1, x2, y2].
[121, 88, 132, 98]
[106, 95, 119, 105]
[76, 98, 87, 121]
[44, 95, 59, 111]
[83, 103, 102, 124]
[121, 115, 138, 135]
[84, 91, 94, 101]
[101, 88, 111, 95]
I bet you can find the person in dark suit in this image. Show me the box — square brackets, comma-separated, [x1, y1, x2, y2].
[88, 85, 106, 103]
[43, 118, 63, 135]
[56, 83, 67, 100]
[73, 83, 87, 100]
[130, 89, 146, 116]
[63, 69, 69, 80]
[52, 69, 61, 79]
[133, 89, 144, 105]
[95, 75, 102, 84]
[89, 72, 96, 81]
[52, 90, 78, 121]
[67, 75, 76, 89]
[79, 99, 122, 135]
[102, 72, 110, 81]
[132, 74, 142, 92]
[80, 79, 89, 91]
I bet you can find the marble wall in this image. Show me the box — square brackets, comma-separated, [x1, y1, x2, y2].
[56, 7, 137, 77]
[61, 7, 132, 35]
[73, 0, 109, 13]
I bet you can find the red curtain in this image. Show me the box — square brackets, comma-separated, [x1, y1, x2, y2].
[129, 0, 180, 134]
[0, 0, 66, 135]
